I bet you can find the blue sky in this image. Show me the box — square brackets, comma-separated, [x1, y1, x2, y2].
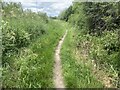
[3, 0, 73, 16]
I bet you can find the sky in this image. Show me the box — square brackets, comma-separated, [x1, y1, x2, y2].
[3, 0, 73, 16]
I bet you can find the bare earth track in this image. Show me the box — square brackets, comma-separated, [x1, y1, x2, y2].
[53, 30, 68, 88]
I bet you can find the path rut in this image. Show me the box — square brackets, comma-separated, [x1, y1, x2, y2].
[53, 30, 68, 88]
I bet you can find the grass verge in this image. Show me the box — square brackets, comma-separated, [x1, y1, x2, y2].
[2, 20, 66, 88]
[61, 25, 103, 88]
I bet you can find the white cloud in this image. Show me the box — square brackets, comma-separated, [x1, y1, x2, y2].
[49, 2, 72, 16]
[22, 2, 37, 7]
[24, 7, 44, 12]
[3, 0, 73, 2]
[3, 0, 73, 16]
[50, 2, 72, 11]
[38, 0, 73, 2]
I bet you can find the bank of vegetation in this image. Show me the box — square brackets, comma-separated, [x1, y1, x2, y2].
[59, 2, 120, 87]
[1, 2, 66, 87]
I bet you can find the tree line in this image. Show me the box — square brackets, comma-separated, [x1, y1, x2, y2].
[59, 2, 120, 87]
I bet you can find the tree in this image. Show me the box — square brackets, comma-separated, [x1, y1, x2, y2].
[59, 6, 73, 21]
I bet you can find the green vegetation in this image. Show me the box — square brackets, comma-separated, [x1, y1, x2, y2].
[61, 26, 103, 87]
[60, 2, 120, 87]
[1, 2, 66, 88]
[1, 1, 120, 88]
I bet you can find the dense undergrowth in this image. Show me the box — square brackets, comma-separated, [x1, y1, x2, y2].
[1, 2, 65, 88]
[61, 26, 104, 87]
[1, 1, 120, 88]
[74, 29, 118, 87]
[59, 2, 120, 87]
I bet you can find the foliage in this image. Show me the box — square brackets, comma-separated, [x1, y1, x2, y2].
[58, 6, 73, 21]
[59, 2, 120, 87]
[61, 26, 103, 87]
[83, 2, 120, 35]
[2, 2, 65, 88]
[59, 2, 120, 34]
[2, 2, 48, 64]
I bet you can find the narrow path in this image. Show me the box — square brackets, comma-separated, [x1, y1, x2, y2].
[53, 30, 68, 88]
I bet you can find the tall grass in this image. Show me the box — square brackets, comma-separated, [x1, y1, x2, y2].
[2, 2, 66, 88]
[2, 19, 66, 88]
[61, 25, 103, 88]
[72, 28, 119, 87]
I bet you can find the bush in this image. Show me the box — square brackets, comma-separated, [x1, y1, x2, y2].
[2, 2, 48, 65]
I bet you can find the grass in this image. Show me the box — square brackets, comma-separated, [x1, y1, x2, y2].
[2, 20, 66, 88]
[2, 2, 119, 88]
[61, 25, 104, 88]
[74, 29, 118, 87]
